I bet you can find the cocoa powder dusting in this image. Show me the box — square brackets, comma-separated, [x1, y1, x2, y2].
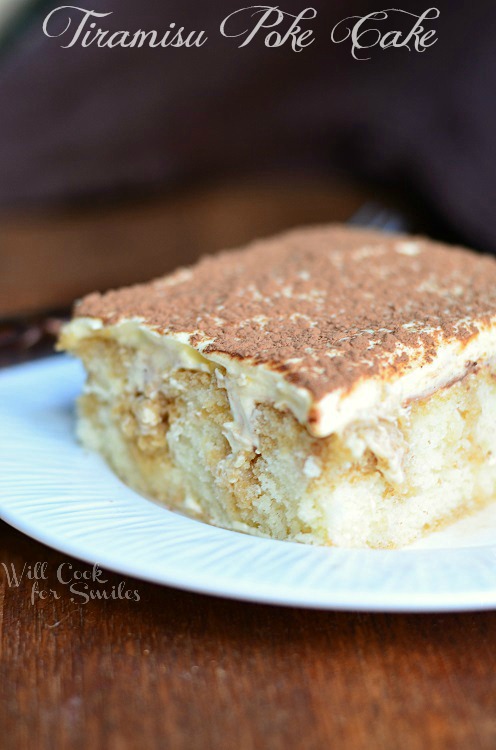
[75, 225, 496, 399]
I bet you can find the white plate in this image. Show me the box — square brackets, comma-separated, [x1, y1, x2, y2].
[2, 356, 496, 612]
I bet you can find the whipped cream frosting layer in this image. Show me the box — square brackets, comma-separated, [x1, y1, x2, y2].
[62, 316, 496, 440]
[64, 225, 496, 437]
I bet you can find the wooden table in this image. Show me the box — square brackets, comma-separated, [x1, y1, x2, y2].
[1, 518, 496, 750]
[1, 186, 496, 749]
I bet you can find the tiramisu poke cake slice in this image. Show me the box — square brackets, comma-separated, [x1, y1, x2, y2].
[59, 225, 496, 548]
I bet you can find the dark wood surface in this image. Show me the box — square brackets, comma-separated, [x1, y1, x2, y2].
[1, 520, 496, 750]
[1, 188, 496, 750]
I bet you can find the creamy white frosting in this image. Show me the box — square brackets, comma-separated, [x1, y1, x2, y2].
[63, 317, 496, 445]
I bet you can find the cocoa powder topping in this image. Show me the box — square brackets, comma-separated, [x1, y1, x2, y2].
[75, 225, 496, 399]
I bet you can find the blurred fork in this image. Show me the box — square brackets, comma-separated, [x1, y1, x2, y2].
[349, 202, 412, 233]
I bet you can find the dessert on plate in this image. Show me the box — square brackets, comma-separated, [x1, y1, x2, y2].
[59, 225, 496, 548]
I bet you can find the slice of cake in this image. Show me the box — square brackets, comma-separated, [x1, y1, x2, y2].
[58, 225, 496, 548]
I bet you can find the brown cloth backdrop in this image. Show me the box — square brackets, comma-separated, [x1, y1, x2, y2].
[0, 0, 495, 250]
